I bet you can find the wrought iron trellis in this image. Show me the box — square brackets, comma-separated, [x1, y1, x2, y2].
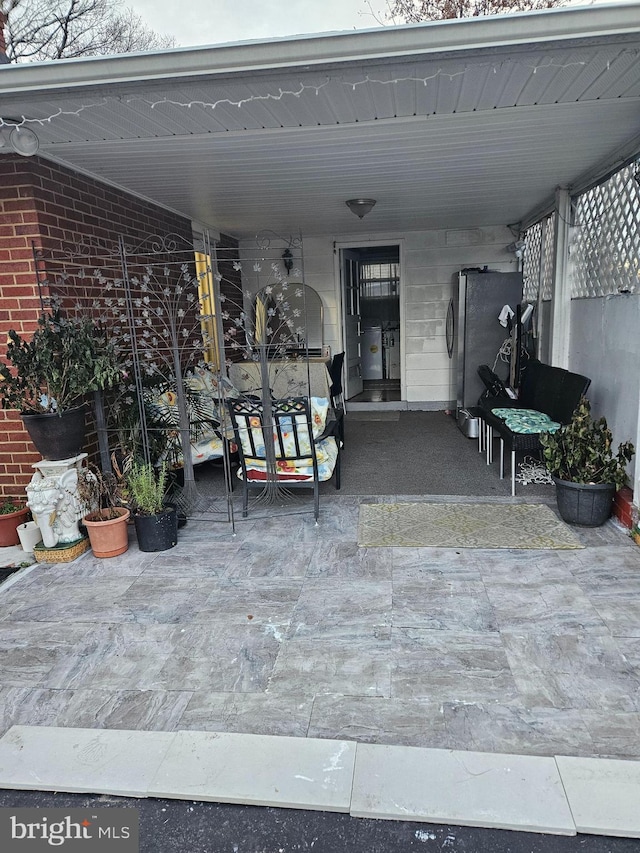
[31, 226, 325, 524]
[212, 230, 329, 517]
[32, 230, 233, 522]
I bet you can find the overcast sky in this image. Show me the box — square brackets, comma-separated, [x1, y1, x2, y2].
[126, 0, 382, 49]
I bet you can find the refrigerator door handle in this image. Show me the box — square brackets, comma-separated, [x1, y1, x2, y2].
[446, 297, 455, 359]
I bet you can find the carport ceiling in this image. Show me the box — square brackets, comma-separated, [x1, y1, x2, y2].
[1, 5, 639, 239]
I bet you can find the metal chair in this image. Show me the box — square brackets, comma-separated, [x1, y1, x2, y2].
[226, 396, 340, 520]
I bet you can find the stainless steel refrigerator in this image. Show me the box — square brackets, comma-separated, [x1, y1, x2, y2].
[447, 269, 523, 413]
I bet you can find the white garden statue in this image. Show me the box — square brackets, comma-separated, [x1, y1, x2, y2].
[26, 456, 88, 548]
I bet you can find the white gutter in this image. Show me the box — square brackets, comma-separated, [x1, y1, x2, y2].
[0, 4, 639, 94]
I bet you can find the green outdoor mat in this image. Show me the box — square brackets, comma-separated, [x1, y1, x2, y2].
[358, 502, 584, 549]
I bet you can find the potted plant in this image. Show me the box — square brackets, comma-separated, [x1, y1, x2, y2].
[540, 397, 635, 527]
[127, 460, 178, 552]
[77, 463, 130, 558]
[0, 499, 31, 547]
[0, 306, 122, 460]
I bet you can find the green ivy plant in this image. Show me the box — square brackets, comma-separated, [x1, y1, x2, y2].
[0, 308, 122, 414]
[540, 397, 634, 490]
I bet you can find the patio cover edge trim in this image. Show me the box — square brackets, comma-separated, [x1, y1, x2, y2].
[1, 4, 639, 95]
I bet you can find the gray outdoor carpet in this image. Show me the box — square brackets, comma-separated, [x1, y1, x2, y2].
[358, 502, 584, 549]
[339, 410, 554, 497]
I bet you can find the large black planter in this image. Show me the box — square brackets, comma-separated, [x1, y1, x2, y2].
[553, 477, 616, 527]
[133, 507, 178, 552]
[21, 406, 86, 460]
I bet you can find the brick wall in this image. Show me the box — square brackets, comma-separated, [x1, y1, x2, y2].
[0, 153, 215, 499]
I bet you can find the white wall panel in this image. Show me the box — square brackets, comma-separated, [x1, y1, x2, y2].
[241, 224, 515, 404]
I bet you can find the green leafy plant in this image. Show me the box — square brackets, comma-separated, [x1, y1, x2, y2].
[0, 499, 26, 515]
[126, 460, 169, 516]
[0, 307, 122, 414]
[540, 397, 635, 491]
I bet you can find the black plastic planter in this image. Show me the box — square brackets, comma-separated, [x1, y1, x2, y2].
[133, 508, 178, 552]
[21, 406, 87, 460]
[553, 477, 616, 527]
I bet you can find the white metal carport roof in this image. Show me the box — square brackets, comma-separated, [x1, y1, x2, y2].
[0, 3, 639, 238]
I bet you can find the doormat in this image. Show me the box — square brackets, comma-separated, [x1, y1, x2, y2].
[358, 502, 584, 549]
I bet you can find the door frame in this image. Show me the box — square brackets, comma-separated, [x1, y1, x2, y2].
[333, 238, 405, 401]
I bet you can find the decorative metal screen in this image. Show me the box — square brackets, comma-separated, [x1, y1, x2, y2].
[570, 159, 640, 298]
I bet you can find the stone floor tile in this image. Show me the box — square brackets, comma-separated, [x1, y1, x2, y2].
[0, 688, 78, 738]
[484, 579, 609, 634]
[0, 725, 176, 796]
[179, 692, 313, 737]
[193, 578, 303, 624]
[571, 544, 640, 569]
[43, 623, 185, 691]
[441, 702, 595, 757]
[2, 577, 139, 623]
[579, 710, 640, 759]
[156, 625, 283, 693]
[141, 542, 244, 578]
[392, 575, 497, 632]
[0, 622, 93, 687]
[569, 562, 640, 595]
[267, 636, 391, 697]
[148, 730, 356, 811]
[616, 637, 640, 667]
[391, 628, 520, 704]
[502, 632, 640, 712]
[225, 542, 315, 578]
[556, 755, 640, 837]
[390, 547, 481, 576]
[477, 550, 580, 582]
[308, 695, 451, 748]
[58, 689, 193, 731]
[306, 541, 392, 579]
[590, 596, 640, 638]
[289, 579, 391, 639]
[58, 549, 156, 579]
[350, 744, 576, 834]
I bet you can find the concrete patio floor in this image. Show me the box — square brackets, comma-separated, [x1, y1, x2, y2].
[1, 493, 640, 762]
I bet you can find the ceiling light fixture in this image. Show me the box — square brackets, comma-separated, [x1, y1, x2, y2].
[346, 198, 376, 219]
[1, 125, 40, 157]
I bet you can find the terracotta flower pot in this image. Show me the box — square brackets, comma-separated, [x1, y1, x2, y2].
[0, 506, 31, 547]
[83, 507, 130, 558]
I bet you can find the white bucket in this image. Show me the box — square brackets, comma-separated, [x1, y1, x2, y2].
[17, 521, 42, 553]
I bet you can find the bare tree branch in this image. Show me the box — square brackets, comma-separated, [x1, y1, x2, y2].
[1, 0, 176, 62]
[387, 0, 567, 23]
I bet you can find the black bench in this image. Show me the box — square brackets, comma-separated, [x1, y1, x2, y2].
[477, 359, 591, 495]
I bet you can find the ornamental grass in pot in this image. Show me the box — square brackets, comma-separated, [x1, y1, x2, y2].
[127, 461, 177, 552]
[540, 397, 635, 527]
[0, 307, 122, 460]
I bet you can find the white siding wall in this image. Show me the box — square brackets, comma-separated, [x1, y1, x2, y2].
[569, 294, 640, 495]
[239, 224, 517, 405]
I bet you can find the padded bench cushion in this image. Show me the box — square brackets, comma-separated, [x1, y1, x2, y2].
[491, 407, 561, 435]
